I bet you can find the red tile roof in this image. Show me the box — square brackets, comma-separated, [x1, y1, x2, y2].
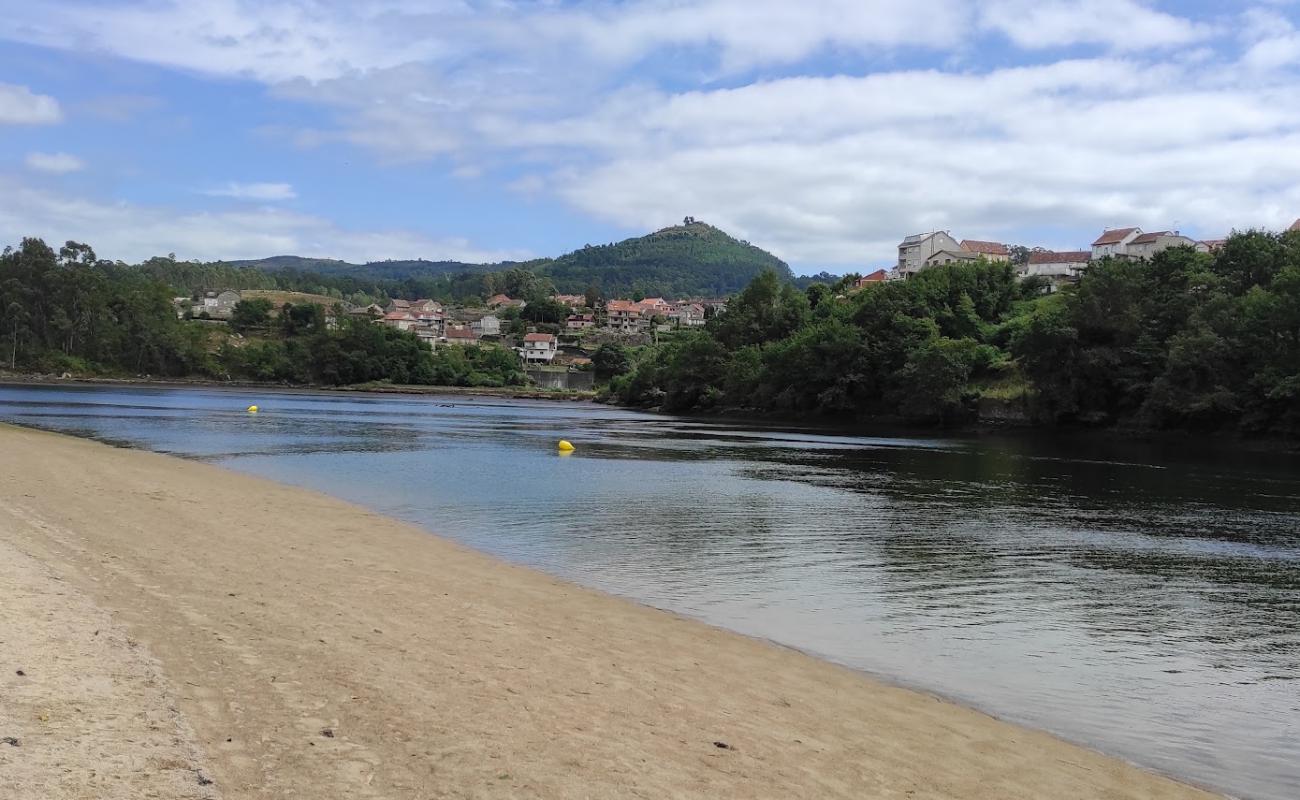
[855, 269, 888, 285]
[523, 332, 556, 343]
[1028, 251, 1091, 265]
[445, 327, 477, 339]
[606, 300, 641, 313]
[960, 240, 1010, 256]
[1092, 227, 1139, 246]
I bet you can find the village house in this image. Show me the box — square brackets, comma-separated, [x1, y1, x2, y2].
[414, 310, 446, 336]
[385, 298, 411, 313]
[409, 299, 442, 314]
[519, 332, 558, 364]
[923, 249, 979, 268]
[1125, 231, 1198, 260]
[381, 311, 417, 331]
[669, 303, 706, 327]
[471, 314, 501, 337]
[1022, 251, 1091, 290]
[191, 290, 241, 319]
[960, 240, 1011, 262]
[898, 230, 962, 277]
[1090, 227, 1143, 259]
[1197, 239, 1226, 253]
[486, 294, 526, 309]
[605, 300, 648, 333]
[444, 325, 479, 345]
[566, 313, 596, 330]
[413, 328, 439, 349]
[852, 269, 889, 290]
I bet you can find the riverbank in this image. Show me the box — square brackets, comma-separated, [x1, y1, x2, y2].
[0, 373, 597, 402]
[0, 424, 1222, 799]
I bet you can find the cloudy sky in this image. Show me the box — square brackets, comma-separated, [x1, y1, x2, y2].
[2, 1, 1299, 273]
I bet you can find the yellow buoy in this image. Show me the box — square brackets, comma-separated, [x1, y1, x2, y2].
[247, 405, 259, 413]
[557, 440, 574, 452]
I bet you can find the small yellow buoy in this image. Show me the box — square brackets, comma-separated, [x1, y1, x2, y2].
[557, 439, 574, 452]
[247, 405, 259, 413]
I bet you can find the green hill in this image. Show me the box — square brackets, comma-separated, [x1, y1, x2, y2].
[538, 221, 792, 296]
[224, 255, 505, 279]
[190, 220, 791, 298]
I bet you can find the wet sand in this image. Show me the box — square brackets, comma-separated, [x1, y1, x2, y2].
[0, 424, 1221, 799]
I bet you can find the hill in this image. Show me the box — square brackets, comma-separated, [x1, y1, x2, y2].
[223, 256, 505, 279]
[183, 220, 792, 299]
[538, 221, 793, 296]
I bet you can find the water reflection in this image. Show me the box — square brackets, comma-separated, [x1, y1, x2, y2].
[1, 382, 1298, 800]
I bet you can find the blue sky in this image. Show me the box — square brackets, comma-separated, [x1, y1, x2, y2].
[2, 1, 1299, 274]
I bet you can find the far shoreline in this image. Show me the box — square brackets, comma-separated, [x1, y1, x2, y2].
[2, 373, 1296, 454]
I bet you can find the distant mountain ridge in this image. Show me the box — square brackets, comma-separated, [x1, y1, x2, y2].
[216, 221, 792, 296]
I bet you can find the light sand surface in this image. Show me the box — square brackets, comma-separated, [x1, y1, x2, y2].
[0, 424, 1222, 799]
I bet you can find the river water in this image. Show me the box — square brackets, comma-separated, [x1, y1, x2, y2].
[1, 383, 1297, 799]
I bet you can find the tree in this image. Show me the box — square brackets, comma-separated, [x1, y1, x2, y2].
[592, 343, 632, 381]
[229, 298, 274, 332]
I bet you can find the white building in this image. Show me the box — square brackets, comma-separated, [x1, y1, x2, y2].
[1091, 227, 1142, 260]
[923, 249, 979, 268]
[472, 314, 501, 337]
[1124, 231, 1199, 260]
[519, 332, 558, 363]
[1022, 251, 1091, 290]
[898, 231, 962, 277]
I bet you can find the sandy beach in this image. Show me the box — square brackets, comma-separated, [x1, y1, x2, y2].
[0, 424, 1221, 799]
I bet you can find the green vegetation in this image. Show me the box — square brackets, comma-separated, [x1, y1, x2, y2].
[538, 221, 794, 297]
[608, 229, 1300, 437]
[129, 221, 792, 304]
[0, 238, 523, 389]
[8, 226, 1300, 438]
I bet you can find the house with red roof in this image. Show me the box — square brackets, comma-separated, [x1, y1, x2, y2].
[852, 269, 889, 290]
[381, 311, 416, 331]
[1091, 227, 1143, 259]
[960, 240, 1011, 262]
[444, 325, 479, 344]
[604, 299, 648, 333]
[519, 332, 558, 363]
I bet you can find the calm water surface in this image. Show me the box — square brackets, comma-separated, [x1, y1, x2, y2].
[2, 383, 1297, 800]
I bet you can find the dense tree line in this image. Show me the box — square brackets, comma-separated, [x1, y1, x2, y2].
[1, 239, 211, 376]
[608, 230, 1300, 436]
[1011, 231, 1300, 434]
[1, 238, 525, 389]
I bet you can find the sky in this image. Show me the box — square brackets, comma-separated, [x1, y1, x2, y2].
[2, 1, 1300, 275]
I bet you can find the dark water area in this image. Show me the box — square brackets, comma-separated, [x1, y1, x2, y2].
[1, 383, 1297, 800]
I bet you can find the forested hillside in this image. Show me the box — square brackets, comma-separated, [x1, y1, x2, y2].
[537, 221, 794, 296]
[151, 220, 794, 301]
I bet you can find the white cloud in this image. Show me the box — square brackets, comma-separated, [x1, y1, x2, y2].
[980, 0, 1211, 51]
[5, 1, 1300, 268]
[203, 182, 297, 201]
[24, 151, 85, 174]
[0, 177, 531, 265]
[0, 82, 61, 124]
